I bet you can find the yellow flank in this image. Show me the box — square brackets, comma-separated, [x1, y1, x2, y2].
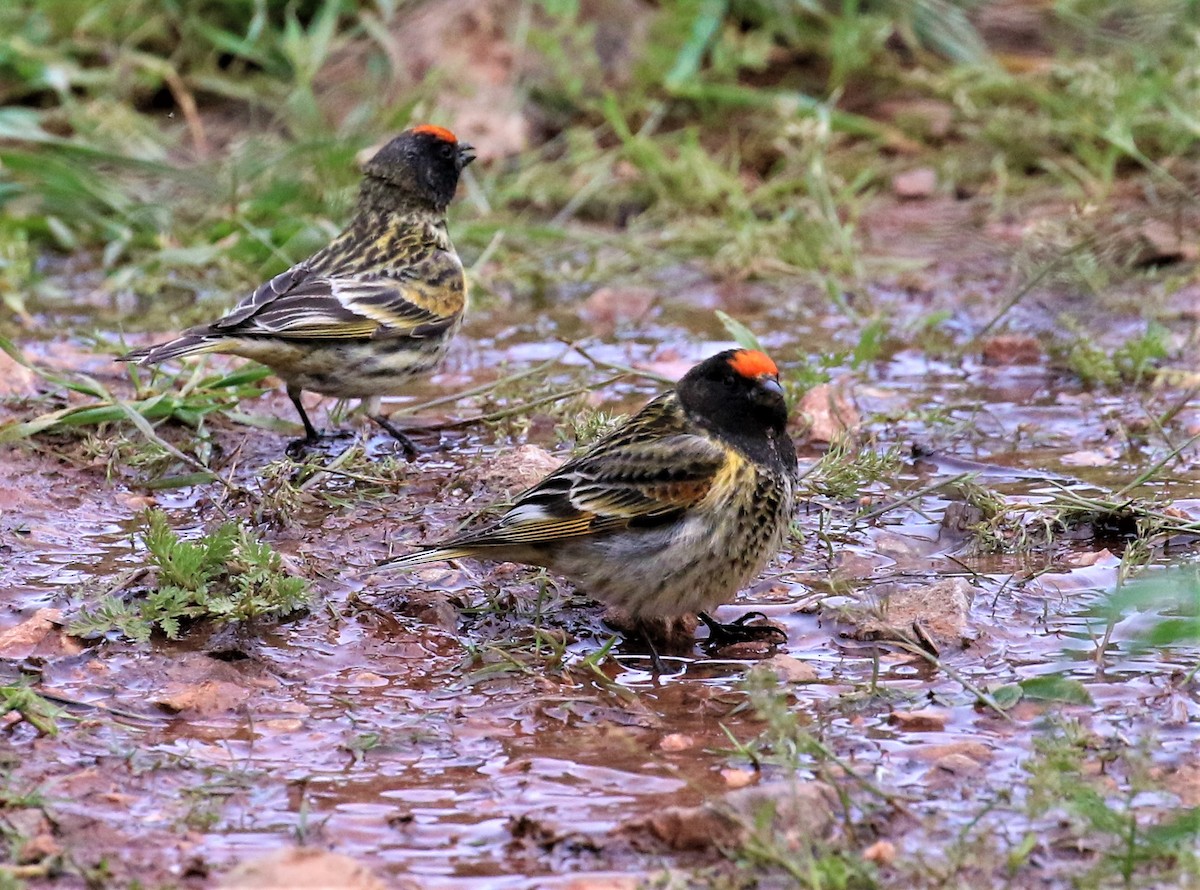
[703, 445, 747, 507]
[406, 278, 465, 319]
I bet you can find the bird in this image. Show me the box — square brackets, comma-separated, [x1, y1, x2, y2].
[119, 125, 476, 458]
[376, 348, 799, 670]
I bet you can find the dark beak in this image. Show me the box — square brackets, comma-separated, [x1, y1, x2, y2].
[759, 376, 785, 399]
[458, 142, 476, 168]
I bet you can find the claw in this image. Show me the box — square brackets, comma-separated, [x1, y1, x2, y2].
[698, 611, 788, 647]
[369, 414, 421, 461]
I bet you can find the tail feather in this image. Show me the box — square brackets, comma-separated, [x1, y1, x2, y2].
[119, 334, 220, 365]
[377, 546, 479, 572]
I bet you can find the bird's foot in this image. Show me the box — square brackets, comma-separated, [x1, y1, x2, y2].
[698, 611, 787, 647]
[368, 414, 420, 462]
[285, 429, 354, 459]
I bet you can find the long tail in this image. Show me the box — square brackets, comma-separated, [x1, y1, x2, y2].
[376, 546, 480, 573]
[118, 333, 222, 365]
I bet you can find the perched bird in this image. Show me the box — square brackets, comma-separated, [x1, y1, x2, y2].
[378, 349, 799, 668]
[120, 125, 475, 457]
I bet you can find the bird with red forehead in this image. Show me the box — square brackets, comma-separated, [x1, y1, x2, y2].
[120, 125, 475, 457]
[376, 349, 799, 670]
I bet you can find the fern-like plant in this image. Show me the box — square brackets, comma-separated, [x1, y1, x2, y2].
[70, 509, 309, 642]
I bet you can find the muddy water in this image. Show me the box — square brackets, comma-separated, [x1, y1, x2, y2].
[2, 260, 1199, 888]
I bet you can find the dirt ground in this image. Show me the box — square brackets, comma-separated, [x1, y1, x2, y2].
[2, 184, 1199, 889]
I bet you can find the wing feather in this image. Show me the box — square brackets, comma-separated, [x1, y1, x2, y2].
[205, 253, 461, 341]
[440, 429, 728, 550]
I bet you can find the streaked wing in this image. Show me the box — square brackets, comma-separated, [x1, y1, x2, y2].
[564, 433, 727, 526]
[444, 428, 729, 549]
[209, 269, 451, 340]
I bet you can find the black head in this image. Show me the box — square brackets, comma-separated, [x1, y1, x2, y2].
[676, 349, 790, 438]
[362, 125, 476, 212]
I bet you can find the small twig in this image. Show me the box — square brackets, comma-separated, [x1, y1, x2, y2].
[386, 348, 575, 417]
[467, 229, 505, 274]
[1111, 429, 1200, 500]
[566, 341, 675, 384]
[889, 637, 1014, 721]
[959, 237, 1095, 355]
[805, 735, 921, 814]
[297, 442, 367, 492]
[34, 688, 161, 726]
[420, 375, 625, 431]
[0, 864, 53, 879]
[113, 398, 244, 497]
[852, 471, 976, 524]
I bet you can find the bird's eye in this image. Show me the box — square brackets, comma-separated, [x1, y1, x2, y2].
[440, 144, 454, 159]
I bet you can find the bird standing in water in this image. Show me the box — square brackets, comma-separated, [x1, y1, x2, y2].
[378, 349, 799, 669]
[120, 125, 475, 457]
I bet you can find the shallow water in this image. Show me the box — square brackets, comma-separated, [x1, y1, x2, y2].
[1, 247, 1198, 888]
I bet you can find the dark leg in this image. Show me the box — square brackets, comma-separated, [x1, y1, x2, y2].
[698, 611, 788, 647]
[285, 388, 352, 457]
[368, 413, 420, 461]
[641, 626, 666, 676]
[288, 387, 321, 443]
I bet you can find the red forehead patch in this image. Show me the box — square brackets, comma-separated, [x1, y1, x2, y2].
[728, 349, 778, 379]
[411, 124, 457, 143]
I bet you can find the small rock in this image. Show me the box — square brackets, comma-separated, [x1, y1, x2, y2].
[637, 781, 836, 851]
[1060, 449, 1118, 468]
[348, 671, 388, 687]
[260, 718, 305, 732]
[1132, 219, 1198, 266]
[720, 768, 756, 789]
[580, 285, 655, 335]
[1169, 762, 1200, 806]
[941, 501, 987, 534]
[658, 733, 695, 752]
[0, 609, 63, 659]
[877, 98, 955, 141]
[844, 578, 974, 645]
[931, 752, 984, 775]
[892, 167, 937, 200]
[1065, 548, 1117, 568]
[981, 334, 1042, 365]
[642, 803, 739, 851]
[724, 780, 837, 836]
[759, 654, 818, 684]
[153, 680, 251, 715]
[635, 356, 694, 381]
[0, 351, 39, 398]
[19, 831, 62, 863]
[798, 383, 860, 444]
[889, 707, 950, 732]
[862, 839, 896, 865]
[564, 879, 638, 890]
[907, 741, 993, 763]
[386, 589, 460, 631]
[218, 847, 398, 890]
[466, 444, 561, 498]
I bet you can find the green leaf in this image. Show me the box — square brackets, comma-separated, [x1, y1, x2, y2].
[1018, 675, 1093, 705]
[715, 310, 763, 351]
[989, 684, 1023, 709]
[665, 0, 728, 91]
[1146, 806, 1200, 845]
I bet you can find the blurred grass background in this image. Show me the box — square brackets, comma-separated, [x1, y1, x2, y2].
[1, 0, 1198, 337]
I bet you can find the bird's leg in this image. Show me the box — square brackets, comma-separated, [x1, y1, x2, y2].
[368, 413, 420, 462]
[642, 628, 666, 676]
[698, 611, 787, 647]
[285, 388, 352, 457]
[289, 387, 322, 444]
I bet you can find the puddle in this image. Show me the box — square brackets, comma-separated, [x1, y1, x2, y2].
[2, 237, 1199, 888]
